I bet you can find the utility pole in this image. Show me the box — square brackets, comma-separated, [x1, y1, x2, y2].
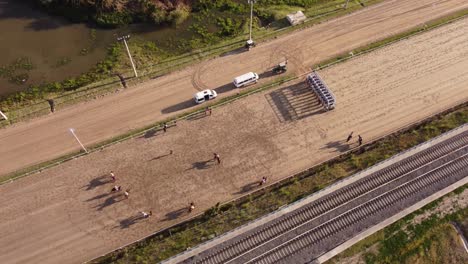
[69, 128, 88, 153]
[117, 35, 138, 78]
[248, 0, 256, 41]
[344, 0, 351, 9]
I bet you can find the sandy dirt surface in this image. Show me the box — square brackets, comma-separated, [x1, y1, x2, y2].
[1, 0, 467, 176]
[0, 13, 467, 263]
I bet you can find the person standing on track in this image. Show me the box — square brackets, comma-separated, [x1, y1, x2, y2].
[346, 132, 353, 142]
[47, 99, 55, 113]
[358, 135, 363, 146]
[259, 176, 267, 186]
[189, 202, 195, 213]
[110, 171, 116, 182]
[163, 123, 168, 133]
[206, 107, 212, 116]
[213, 153, 221, 164]
[124, 189, 130, 199]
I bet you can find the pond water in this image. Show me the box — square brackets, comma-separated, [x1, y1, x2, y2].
[0, 0, 196, 97]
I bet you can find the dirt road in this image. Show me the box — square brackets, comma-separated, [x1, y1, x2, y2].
[0, 11, 467, 264]
[1, 0, 467, 176]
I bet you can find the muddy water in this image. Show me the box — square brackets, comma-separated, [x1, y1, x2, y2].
[0, 0, 196, 97]
[0, 0, 119, 96]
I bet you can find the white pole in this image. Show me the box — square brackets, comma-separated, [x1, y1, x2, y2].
[248, 0, 254, 41]
[0, 110, 7, 120]
[119, 35, 138, 78]
[69, 128, 88, 153]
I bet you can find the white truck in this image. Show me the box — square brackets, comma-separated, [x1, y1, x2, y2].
[194, 89, 218, 104]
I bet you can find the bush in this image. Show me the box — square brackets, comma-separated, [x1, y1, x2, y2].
[216, 17, 242, 36]
[94, 12, 133, 27]
[169, 6, 191, 26]
[150, 8, 168, 24]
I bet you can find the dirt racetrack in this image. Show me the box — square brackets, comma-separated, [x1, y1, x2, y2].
[1, 0, 468, 176]
[1, 13, 468, 263]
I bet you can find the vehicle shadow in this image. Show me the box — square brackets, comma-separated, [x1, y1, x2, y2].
[258, 70, 277, 79]
[161, 99, 195, 114]
[214, 83, 235, 94]
[220, 47, 248, 57]
[82, 175, 112, 191]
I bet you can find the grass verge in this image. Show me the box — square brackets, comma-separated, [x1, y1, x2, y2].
[90, 103, 468, 263]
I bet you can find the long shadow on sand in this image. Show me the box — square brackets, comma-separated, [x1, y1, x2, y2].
[85, 192, 111, 202]
[82, 175, 112, 191]
[186, 111, 209, 121]
[321, 140, 351, 152]
[148, 153, 172, 162]
[163, 207, 189, 221]
[189, 160, 214, 170]
[94, 194, 124, 211]
[118, 214, 149, 229]
[234, 182, 260, 195]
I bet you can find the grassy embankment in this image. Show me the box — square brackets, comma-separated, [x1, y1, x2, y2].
[0, 0, 382, 126]
[328, 186, 468, 264]
[90, 101, 468, 263]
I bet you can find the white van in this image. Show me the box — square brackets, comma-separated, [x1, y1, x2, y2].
[194, 89, 217, 104]
[233, 72, 259, 88]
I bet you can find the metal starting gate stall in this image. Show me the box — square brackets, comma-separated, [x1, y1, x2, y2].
[306, 71, 336, 111]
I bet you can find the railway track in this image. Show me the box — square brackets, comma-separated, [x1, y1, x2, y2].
[178, 130, 468, 264]
[248, 150, 468, 264]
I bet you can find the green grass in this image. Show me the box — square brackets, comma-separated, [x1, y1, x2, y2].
[91, 103, 468, 264]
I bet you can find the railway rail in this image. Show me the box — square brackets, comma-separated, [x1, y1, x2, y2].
[177, 130, 468, 264]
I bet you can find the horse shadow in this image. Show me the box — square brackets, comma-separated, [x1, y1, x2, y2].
[163, 207, 188, 221]
[234, 182, 260, 194]
[94, 194, 124, 211]
[143, 129, 157, 138]
[85, 192, 111, 202]
[118, 214, 147, 229]
[82, 175, 112, 191]
[189, 160, 213, 170]
[321, 140, 351, 152]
